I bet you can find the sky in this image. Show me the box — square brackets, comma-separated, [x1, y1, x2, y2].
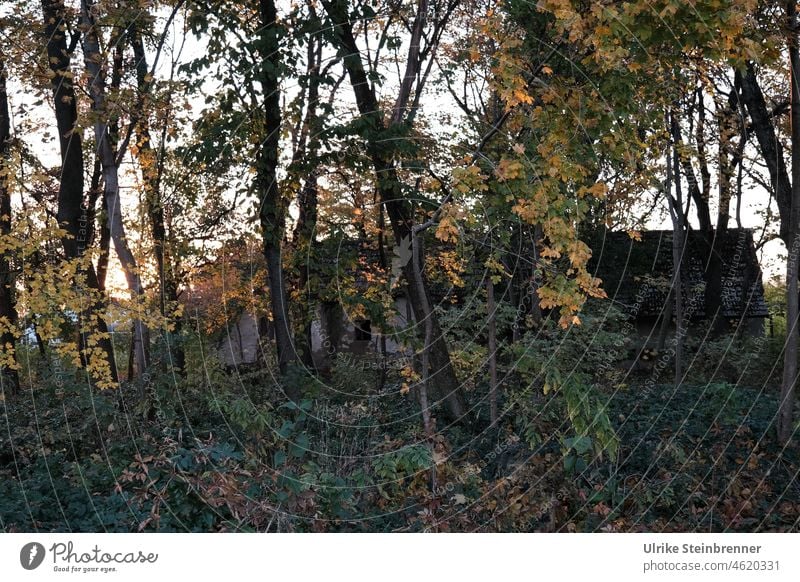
[1, 1, 790, 306]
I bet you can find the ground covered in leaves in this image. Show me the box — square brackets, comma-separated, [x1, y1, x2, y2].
[1, 362, 797, 532]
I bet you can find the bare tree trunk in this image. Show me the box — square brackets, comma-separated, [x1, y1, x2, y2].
[669, 114, 686, 385]
[779, 0, 800, 444]
[411, 225, 437, 494]
[736, 62, 792, 244]
[411, 227, 435, 440]
[256, 0, 299, 398]
[290, 18, 323, 373]
[81, 0, 148, 379]
[293, 174, 318, 372]
[676, 104, 724, 334]
[41, 0, 118, 384]
[704, 95, 739, 336]
[656, 287, 674, 353]
[487, 275, 498, 424]
[0, 55, 19, 395]
[717, 96, 737, 233]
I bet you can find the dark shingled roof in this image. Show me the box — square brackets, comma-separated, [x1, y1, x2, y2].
[588, 228, 769, 320]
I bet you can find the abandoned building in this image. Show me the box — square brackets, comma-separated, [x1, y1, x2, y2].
[216, 289, 422, 371]
[216, 228, 770, 368]
[588, 228, 769, 337]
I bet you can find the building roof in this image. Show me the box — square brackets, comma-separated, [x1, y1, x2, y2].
[588, 228, 769, 319]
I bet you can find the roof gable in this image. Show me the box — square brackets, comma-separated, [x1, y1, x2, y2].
[588, 229, 769, 319]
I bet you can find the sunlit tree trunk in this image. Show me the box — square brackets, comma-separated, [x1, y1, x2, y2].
[80, 0, 148, 379]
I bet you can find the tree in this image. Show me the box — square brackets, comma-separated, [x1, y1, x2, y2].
[127, 8, 186, 375]
[41, 0, 118, 385]
[321, 0, 470, 422]
[780, 0, 800, 444]
[287, 2, 327, 373]
[0, 53, 19, 395]
[733, 4, 797, 443]
[255, 0, 299, 391]
[79, 0, 150, 378]
[668, 112, 688, 384]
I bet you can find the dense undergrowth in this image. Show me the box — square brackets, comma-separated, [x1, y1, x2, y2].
[1, 323, 798, 532]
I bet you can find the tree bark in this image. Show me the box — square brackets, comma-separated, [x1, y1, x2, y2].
[256, 0, 299, 398]
[290, 20, 323, 373]
[779, 0, 800, 444]
[293, 174, 319, 372]
[411, 227, 435, 439]
[96, 195, 111, 292]
[81, 0, 148, 379]
[41, 0, 118, 383]
[0, 54, 19, 395]
[673, 117, 711, 232]
[674, 112, 724, 331]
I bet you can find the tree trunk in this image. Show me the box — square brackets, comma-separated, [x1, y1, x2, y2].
[736, 62, 792, 244]
[703, 231, 725, 335]
[256, 0, 299, 398]
[0, 55, 19, 395]
[41, 0, 118, 384]
[290, 23, 323, 373]
[779, 0, 800, 444]
[673, 118, 711, 232]
[487, 275, 498, 424]
[322, 0, 469, 421]
[705, 96, 739, 336]
[674, 112, 724, 332]
[128, 23, 185, 375]
[81, 0, 148, 379]
[411, 228, 435, 439]
[293, 175, 318, 372]
[656, 287, 674, 353]
[96, 195, 111, 292]
[669, 114, 686, 385]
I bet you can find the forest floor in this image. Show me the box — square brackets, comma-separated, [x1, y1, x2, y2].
[0, 369, 798, 532]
